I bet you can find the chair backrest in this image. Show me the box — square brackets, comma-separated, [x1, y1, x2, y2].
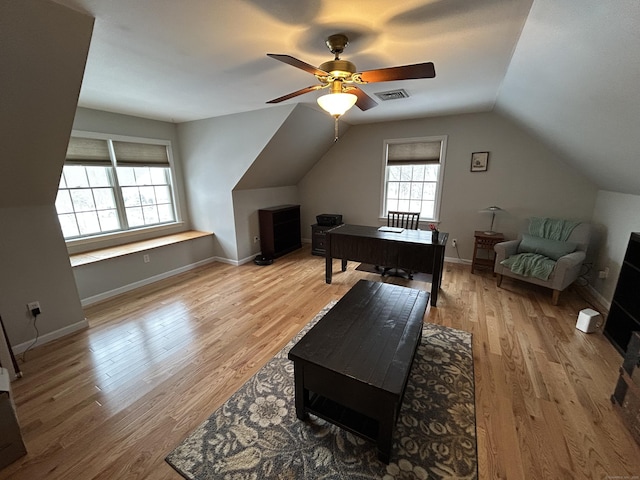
[388, 211, 420, 230]
[524, 218, 591, 252]
[566, 222, 591, 252]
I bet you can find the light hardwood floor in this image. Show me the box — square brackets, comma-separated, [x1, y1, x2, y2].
[1, 245, 639, 479]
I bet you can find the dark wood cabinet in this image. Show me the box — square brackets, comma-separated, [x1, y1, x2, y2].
[311, 224, 340, 256]
[258, 205, 301, 259]
[605, 232, 640, 355]
[611, 332, 640, 444]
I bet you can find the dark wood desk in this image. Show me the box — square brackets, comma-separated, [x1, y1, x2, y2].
[288, 280, 429, 463]
[325, 224, 447, 306]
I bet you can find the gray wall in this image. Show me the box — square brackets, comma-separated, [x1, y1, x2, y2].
[590, 190, 640, 306]
[0, 206, 86, 348]
[177, 105, 296, 261]
[299, 111, 599, 261]
[0, 1, 93, 349]
[74, 235, 216, 303]
[232, 187, 299, 262]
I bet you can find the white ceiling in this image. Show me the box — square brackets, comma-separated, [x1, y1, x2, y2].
[53, 0, 640, 195]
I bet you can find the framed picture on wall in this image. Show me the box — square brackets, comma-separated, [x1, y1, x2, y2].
[471, 151, 489, 172]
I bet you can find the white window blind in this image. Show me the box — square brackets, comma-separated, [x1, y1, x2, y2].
[112, 141, 170, 167]
[382, 137, 447, 221]
[56, 135, 178, 240]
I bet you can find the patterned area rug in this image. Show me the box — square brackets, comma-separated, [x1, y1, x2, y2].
[166, 303, 477, 479]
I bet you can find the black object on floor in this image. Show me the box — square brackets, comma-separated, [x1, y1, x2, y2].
[254, 255, 273, 266]
[355, 263, 433, 283]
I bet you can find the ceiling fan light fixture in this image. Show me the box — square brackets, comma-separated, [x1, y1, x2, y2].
[317, 92, 357, 117]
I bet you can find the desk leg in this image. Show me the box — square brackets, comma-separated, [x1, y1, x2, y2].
[341, 259, 347, 272]
[430, 247, 444, 306]
[325, 234, 332, 284]
[430, 279, 438, 306]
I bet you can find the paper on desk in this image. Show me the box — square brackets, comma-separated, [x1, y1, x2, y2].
[378, 226, 404, 233]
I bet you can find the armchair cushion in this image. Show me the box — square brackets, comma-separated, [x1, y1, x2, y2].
[517, 234, 577, 261]
[501, 252, 556, 280]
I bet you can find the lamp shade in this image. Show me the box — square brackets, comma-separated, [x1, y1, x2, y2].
[479, 206, 504, 214]
[479, 206, 505, 235]
[317, 92, 357, 117]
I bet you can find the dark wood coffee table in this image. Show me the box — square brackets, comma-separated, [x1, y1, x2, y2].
[288, 280, 429, 463]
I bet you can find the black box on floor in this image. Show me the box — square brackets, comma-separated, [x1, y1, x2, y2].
[0, 368, 27, 470]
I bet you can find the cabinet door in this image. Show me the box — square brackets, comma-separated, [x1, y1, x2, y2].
[615, 265, 640, 320]
[606, 302, 640, 354]
[605, 233, 640, 355]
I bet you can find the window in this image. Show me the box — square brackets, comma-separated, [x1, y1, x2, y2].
[56, 135, 178, 240]
[381, 136, 447, 221]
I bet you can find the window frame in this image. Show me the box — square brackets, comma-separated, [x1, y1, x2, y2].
[379, 135, 448, 223]
[59, 131, 183, 247]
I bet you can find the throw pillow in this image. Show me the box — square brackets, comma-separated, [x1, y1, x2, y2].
[517, 234, 577, 261]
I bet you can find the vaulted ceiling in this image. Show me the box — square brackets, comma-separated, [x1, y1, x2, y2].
[52, 0, 640, 195]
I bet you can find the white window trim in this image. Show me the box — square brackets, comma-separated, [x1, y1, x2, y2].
[379, 135, 448, 223]
[62, 130, 184, 248]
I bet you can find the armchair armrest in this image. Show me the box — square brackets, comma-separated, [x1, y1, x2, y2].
[494, 239, 519, 264]
[555, 250, 586, 270]
[552, 250, 586, 290]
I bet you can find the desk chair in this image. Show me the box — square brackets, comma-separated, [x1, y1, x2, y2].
[387, 211, 420, 230]
[378, 211, 420, 278]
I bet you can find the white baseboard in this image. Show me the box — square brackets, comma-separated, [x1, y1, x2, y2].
[585, 284, 611, 311]
[445, 256, 471, 265]
[214, 253, 260, 266]
[213, 256, 241, 266]
[81, 256, 217, 306]
[12, 318, 89, 354]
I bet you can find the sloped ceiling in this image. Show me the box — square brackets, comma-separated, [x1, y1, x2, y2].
[496, 0, 640, 195]
[48, 0, 640, 195]
[234, 104, 339, 190]
[0, 0, 93, 207]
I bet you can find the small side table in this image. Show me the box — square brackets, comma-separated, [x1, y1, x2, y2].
[471, 231, 505, 274]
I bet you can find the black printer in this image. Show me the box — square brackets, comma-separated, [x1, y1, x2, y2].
[316, 214, 343, 226]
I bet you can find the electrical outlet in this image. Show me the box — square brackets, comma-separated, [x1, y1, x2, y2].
[452, 239, 457, 248]
[143, 254, 150, 263]
[27, 301, 41, 315]
[253, 236, 259, 244]
[599, 267, 609, 279]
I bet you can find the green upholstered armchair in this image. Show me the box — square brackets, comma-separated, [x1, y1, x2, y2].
[494, 221, 591, 305]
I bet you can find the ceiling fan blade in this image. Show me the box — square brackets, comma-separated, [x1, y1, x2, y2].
[349, 86, 378, 111]
[266, 85, 324, 104]
[359, 62, 435, 83]
[267, 54, 329, 77]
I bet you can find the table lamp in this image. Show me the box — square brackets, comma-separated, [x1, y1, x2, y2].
[480, 206, 504, 235]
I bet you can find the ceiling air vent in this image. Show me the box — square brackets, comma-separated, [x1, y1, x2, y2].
[374, 89, 409, 101]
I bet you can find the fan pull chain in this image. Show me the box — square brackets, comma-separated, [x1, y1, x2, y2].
[334, 116, 339, 142]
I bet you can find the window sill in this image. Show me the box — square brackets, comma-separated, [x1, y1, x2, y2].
[69, 230, 213, 267]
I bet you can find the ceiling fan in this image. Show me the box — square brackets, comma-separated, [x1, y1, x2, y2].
[266, 33, 436, 116]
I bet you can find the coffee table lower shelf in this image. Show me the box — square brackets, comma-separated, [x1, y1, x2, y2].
[306, 392, 379, 443]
